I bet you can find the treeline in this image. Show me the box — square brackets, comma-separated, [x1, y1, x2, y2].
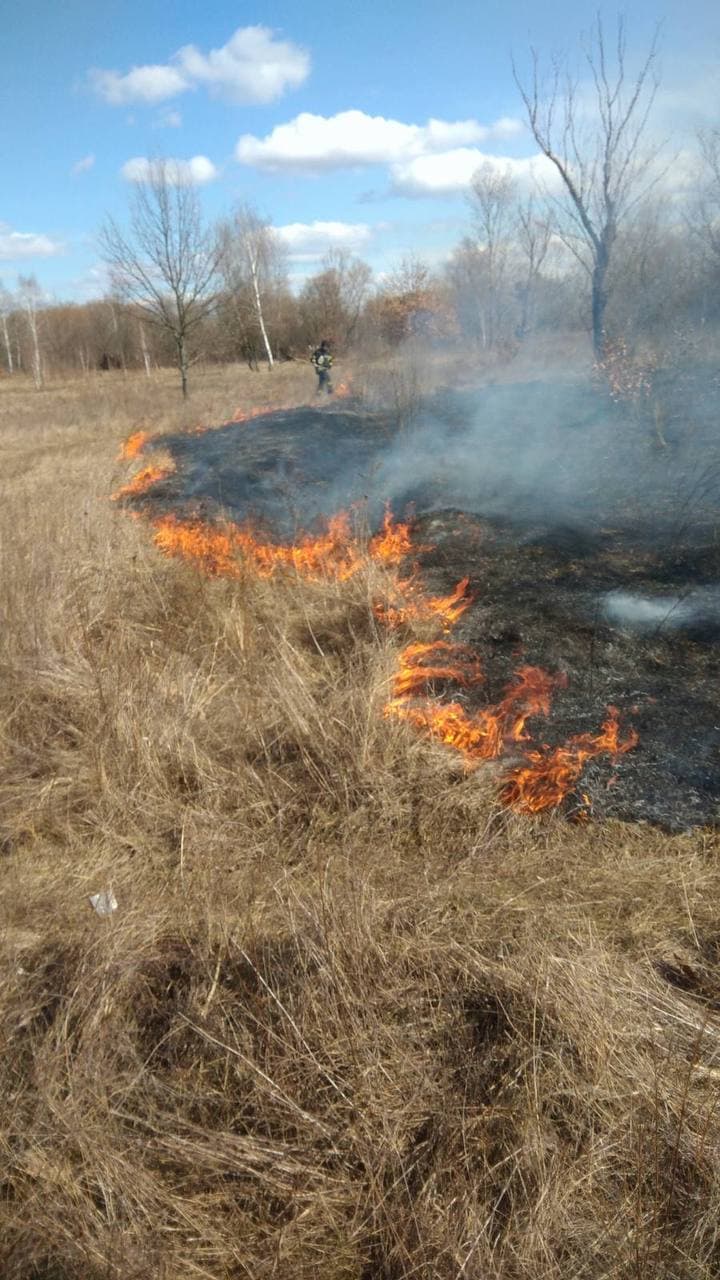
[3, 205, 719, 390]
[2, 19, 719, 392]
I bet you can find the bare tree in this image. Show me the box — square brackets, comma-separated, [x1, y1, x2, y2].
[299, 249, 372, 348]
[18, 275, 44, 388]
[100, 160, 219, 397]
[468, 162, 516, 347]
[515, 197, 553, 336]
[514, 16, 661, 357]
[690, 129, 720, 266]
[217, 205, 284, 370]
[0, 279, 14, 374]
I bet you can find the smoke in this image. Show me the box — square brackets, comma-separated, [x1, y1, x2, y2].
[321, 373, 720, 539]
[155, 356, 720, 549]
[602, 589, 720, 637]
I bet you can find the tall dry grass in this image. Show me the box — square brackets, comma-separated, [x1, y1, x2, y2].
[2, 365, 720, 1279]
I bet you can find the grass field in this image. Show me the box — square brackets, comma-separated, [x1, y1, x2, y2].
[2, 362, 720, 1279]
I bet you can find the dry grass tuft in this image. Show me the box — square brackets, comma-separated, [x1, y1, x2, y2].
[2, 366, 720, 1279]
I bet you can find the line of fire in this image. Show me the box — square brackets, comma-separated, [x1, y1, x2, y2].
[108, 369, 720, 827]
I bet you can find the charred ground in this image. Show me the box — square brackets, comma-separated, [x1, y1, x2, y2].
[128, 370, 720, 831]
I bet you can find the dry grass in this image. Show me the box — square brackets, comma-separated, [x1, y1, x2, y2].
[2, 364, 720, 1279]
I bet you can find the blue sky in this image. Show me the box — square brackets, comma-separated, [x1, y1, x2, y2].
[1, 0, 718, 298]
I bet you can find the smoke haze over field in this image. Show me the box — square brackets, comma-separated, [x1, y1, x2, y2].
[151, 366, 720, 550]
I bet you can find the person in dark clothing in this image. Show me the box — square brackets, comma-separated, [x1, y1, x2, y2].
[311, 340, 334, 395]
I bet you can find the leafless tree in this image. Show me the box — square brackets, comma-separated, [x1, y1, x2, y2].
[514, 15, 661, 357]
[515, 197, 553, 336]
[0, 279, 14, 374]
[18, 275, 44, 388]
[689, 129, 720, 266]
[468, 162, 516, 347]
[100, 159, 219, 397]
[217, 205, 284, 369]
[299, 249, 372, 348]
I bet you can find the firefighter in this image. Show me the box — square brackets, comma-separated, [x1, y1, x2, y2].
[311, 340, 334, 395]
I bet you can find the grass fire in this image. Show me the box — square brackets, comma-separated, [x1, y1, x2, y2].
[3, 11, 720, 1270]
[3, 347, 720, 1280]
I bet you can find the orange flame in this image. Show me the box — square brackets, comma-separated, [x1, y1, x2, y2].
[113, 409, 638, 818]
[386, 661, 564, 763]
[230, 405, 274, 425]
[374, 574, 473, 630]
[368, 508, 414, 565]
[151, 515, 242, 578]
[148, 508, 418, 584]
[503, 707, 639, 813]
[112, 462, 176, 501]
[118, 429, 152, 460]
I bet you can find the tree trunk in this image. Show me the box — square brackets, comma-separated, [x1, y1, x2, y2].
[177, 334, 189, 398]
[249, 260, 274, 369]
[26, 311, 43, 389]
[139, 322, 152, 377]
[591, 255, 609, 360]
[1, 313, 13, 374]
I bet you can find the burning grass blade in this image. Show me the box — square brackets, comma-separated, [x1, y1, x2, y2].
[118, 428, 153, 460]
[112, 462, 176, 501]
[503, 706, 639, 813]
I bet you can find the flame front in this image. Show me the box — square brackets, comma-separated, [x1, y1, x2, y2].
[148, 509, 416, 584]
[118, 429, 152, 460]
[112, 462, 176, 501]
[386, 656, 564, 763]
[114, 402, 638, 816]
[503, 707, 639, 813]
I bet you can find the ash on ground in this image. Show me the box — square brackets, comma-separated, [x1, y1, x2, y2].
[127, 372, 720, 832]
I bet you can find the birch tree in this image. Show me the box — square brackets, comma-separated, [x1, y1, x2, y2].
[514, 16, 661, 357]
[515, 197, 553, 336]
[18, 275, 43, 388]
[217, 206, 283, 369]
[100, 159, 219, 397]
[0, 280, 14, 374]
[467, 162, 516, 348]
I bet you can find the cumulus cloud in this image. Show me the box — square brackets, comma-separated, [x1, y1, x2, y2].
[276, 220, 373, 255]
[121, 155, 218, 185]
[0, 225, 64, 261]
[72, 153, 95, 175]
[176, 26, 309, 103]
[90, 25, 309, 106]
[91, 64, 188, 106]
[390, 148, 559, 196]
[236, 110, 525, 172]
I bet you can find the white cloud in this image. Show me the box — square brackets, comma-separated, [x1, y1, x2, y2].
[236, 110, 525, 172]
[390, 148, 559, 196]
[276, 220, 373, 255]
[0, 225, 64, 261]
[175, 26, 309, 104]
[72, 153, 95, 175]
[121, 155, 218, 185]
[90, 25, 309, 107]
[91, 64, 188, 106]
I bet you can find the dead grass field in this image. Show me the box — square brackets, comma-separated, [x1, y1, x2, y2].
[2, 362, 720, 1279]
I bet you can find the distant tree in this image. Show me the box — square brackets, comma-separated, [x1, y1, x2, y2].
[0, 279, 14, 374]
[467, 162, 516, 347]
[100, 159, 219, 397]
[514, 15, 662, 357]
[299, 249, 372, 349]
[217, 205, 285, 369]
[18, 275, 44, 388]
[515, 196, 553, 337]
[689, 129, 720, 269]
